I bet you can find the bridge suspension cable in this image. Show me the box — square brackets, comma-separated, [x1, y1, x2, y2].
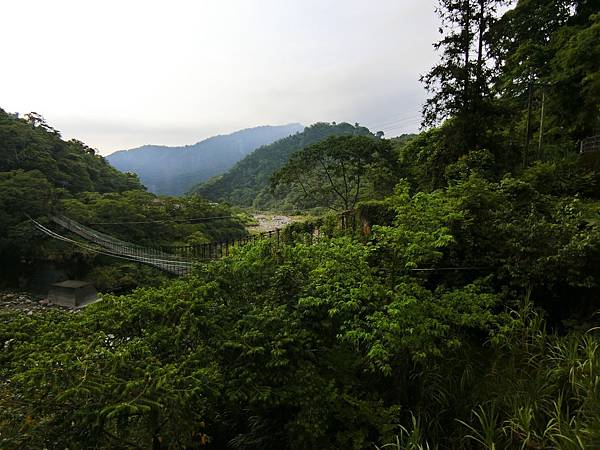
[84, 215, 240, 225]
[31, 217, 194, 275]
[31, 215, 280, 276]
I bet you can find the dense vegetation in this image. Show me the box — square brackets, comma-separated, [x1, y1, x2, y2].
[271, 135, 398, 211]
[107, 124, 303, 196]
[194, 122, 375, 210]
[0, 111, 142, 194]
[0, 110, 247, 290]
[2, 0, 600, 448]
[2, 172, 600, 447]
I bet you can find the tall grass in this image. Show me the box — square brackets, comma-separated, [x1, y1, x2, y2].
[375, 296, 600, 449]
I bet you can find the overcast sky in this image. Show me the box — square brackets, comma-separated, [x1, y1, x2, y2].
[1, 0, 439, 155]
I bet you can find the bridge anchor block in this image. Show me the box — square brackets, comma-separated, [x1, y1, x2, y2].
[48, 280, 99, 308]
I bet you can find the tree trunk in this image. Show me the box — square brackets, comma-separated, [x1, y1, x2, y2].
[524, 80, 533, 167]
[476, 0, 485, 94]
[463, 0, 472, 108]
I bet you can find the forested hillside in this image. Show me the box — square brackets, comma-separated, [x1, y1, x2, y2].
[2, 1, 600, 449]
[0, 110, 142, 194]
[0, 110, 247, 290]
[194, 122, 375, 209]
[107, 123, 303, 196]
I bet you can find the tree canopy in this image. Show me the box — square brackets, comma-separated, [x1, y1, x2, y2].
[194, 122, 376, 209]
[0, 110, 248, 290]
[3, 1, 600, 448]
[271, 136, 397, 211]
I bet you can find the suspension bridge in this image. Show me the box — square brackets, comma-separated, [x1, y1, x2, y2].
[30, 212, 487, 278]
[31, 215, 285, 276]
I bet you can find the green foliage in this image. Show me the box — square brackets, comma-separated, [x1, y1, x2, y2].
[107, 124, 303, 196]
[86, 262, 170, 292]
[0, 109, 143, 194]
[271, 135, 397, 211]
[418, 0, 600, 186]
[0, 233, 502, 449]
[60, 192, 247, 247]
[444, 149, 497, 183]
[520, 155, 598, 196]
[422, 0, 505, 151]
[551, 12, 600, 139]
[194, 122, 375, 209]
[356, 199, 396, 227]
[4, 2, 600, 448]
[371, 174, 600, 318]
[0, 170, 53, 252]
[3, 165, 600, 447]
[0, 109, 247, 288]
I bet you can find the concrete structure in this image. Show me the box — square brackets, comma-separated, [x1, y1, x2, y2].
[48, 280, 98, 307]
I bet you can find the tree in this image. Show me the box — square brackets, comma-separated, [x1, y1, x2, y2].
[421, 0, 505, 150]
[271, 136, 395, 211]
[548, 9, 600, 140]
[24, 111, 59, 135]
[489, 0, 600, 161]
[490, 0, 574, 162]
[421, 0, 504, 123]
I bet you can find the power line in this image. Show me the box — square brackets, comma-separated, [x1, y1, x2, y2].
[410, 267, 491, 272]
[369, 115, 422, 130]
[364, 111, 422, 130]
[379, 120, 422, 137]
[380, 119, 422, 131]
[84, 215, 239, 225]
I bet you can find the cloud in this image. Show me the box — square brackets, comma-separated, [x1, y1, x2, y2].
[0, 0, 438, 155]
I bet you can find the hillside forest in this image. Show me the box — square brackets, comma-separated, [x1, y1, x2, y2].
[107, 124, 303, 196]
[0, 110, 248, 291]
[2, 0, 600, 449]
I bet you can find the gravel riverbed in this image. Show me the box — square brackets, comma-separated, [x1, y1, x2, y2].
[0, 290, 75, 315]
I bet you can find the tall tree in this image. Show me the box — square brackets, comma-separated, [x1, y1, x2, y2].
[549, 8, 600, 139]
[491, 0, 574, 161]
[422, 0, 505, 134]
[271, 136, 395, 211]
[490, 0, 600, 160]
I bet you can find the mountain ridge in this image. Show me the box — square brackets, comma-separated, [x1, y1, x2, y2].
[193, 122, 375, 208]
[107, 123, 304, 196]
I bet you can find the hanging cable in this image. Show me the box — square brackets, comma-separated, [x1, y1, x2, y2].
[83, 215, 240, 225]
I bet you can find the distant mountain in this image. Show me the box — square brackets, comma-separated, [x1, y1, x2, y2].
[193, 122, 375, 209]
[107, 123, 304, 196]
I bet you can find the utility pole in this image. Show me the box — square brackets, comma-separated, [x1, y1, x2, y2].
[524, 81, 533, 167]
[538, 87, 545, 157]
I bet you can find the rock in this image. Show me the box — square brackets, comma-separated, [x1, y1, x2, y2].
[27, 310, 33, 316]
[39, 299, 49, 305]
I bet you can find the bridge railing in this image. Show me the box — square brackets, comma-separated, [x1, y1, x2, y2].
[581, 135, 600, 153]
[47, 213, 358, 276]
[159, 229, 281, 260]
